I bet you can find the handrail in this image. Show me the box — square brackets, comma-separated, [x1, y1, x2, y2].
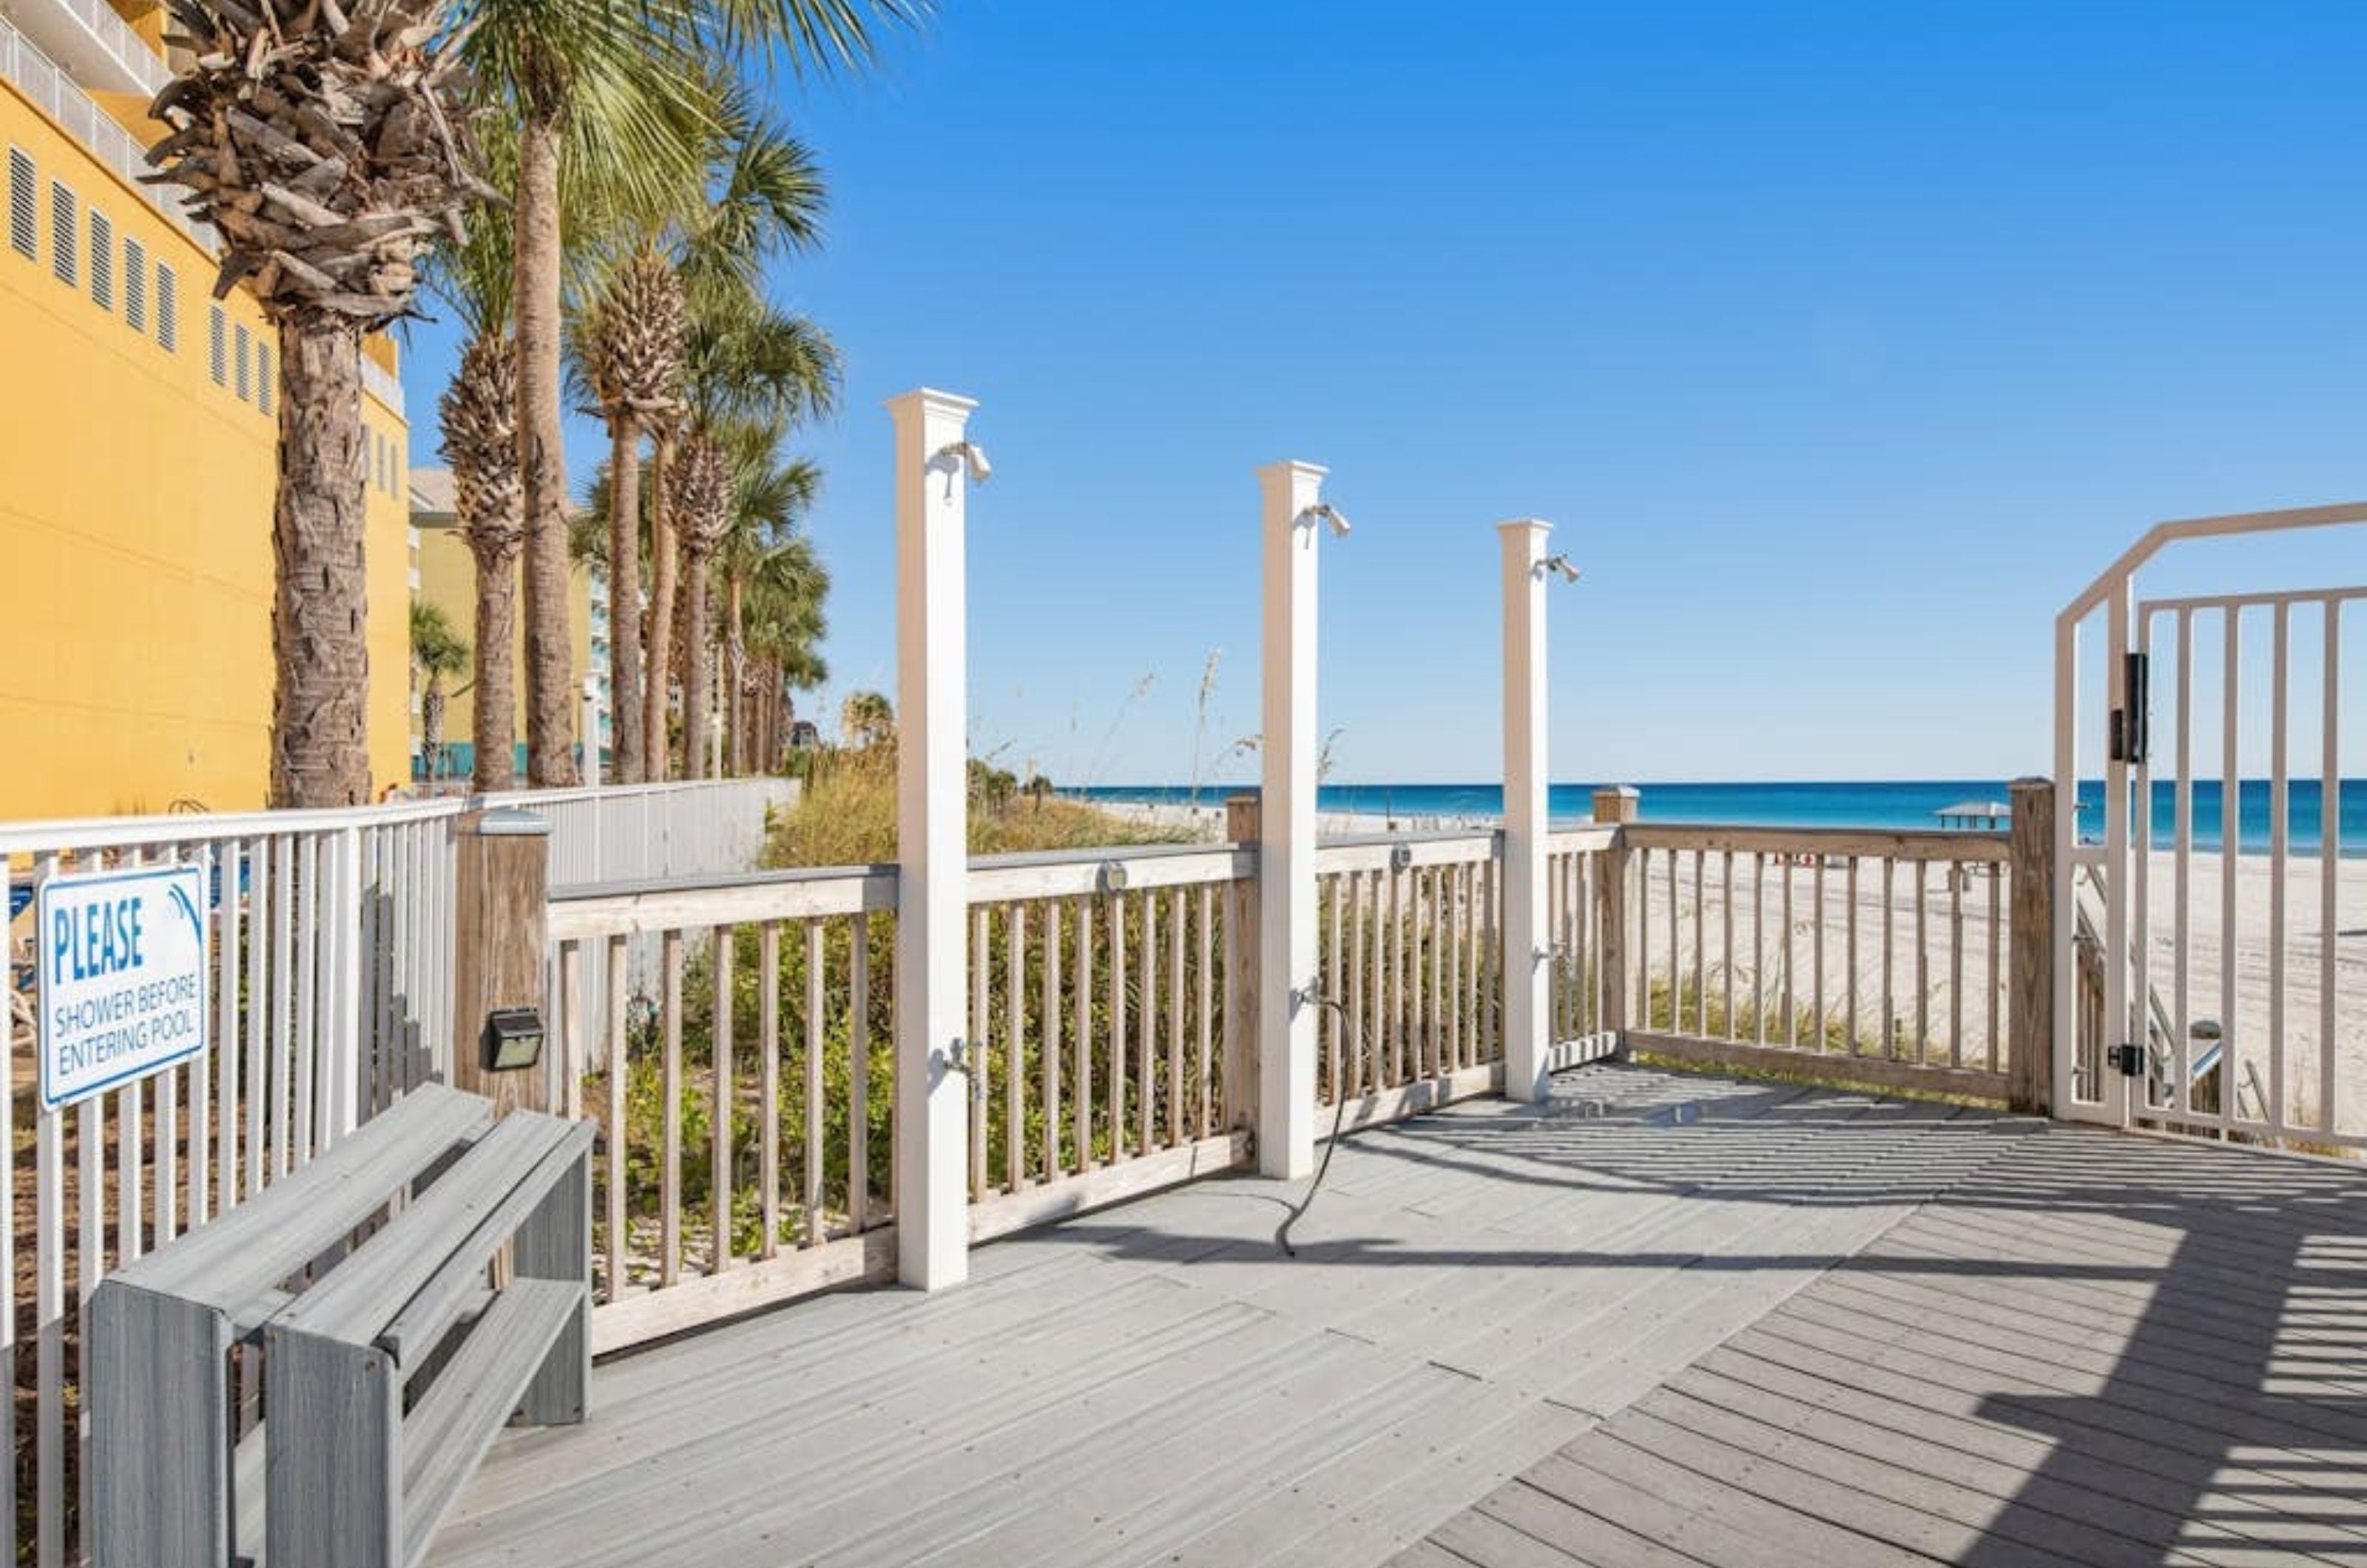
[1624, 821, 2010, 864]
[0, 14, 215, 250]
[2054, 500, 2367, 630]
[0, 796, 465, 855]
[547, 865, 894, 940]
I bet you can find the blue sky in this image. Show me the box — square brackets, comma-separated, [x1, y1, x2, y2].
[400, 0, 2367, 785]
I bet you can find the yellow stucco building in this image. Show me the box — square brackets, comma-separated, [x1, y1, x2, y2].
[407, 470, 611, 782]
[0, 0, 413, 818]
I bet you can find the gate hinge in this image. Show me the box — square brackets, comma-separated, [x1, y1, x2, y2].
[2106, 1043, 2145, 1078]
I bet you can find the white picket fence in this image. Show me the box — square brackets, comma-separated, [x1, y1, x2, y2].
[487, 777, 800, 891]
[0, 775, 794, 1566]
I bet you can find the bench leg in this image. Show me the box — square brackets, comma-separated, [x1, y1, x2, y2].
[90, 1285, 231, 1568]
[513, 1147, 590, 1425]
[266, 1328, 400, 1568]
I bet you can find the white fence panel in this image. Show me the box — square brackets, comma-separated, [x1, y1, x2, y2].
[2, 799, 462, 1567]
[482, 777, 799, 891]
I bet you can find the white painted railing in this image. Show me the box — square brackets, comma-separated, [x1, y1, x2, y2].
[2054, 501, 2366, 1146]
[484, 777, 800, 891]
[1, 797, 462, 1567]
[0, 13, 216, 251]
[26, 0, 168, 94]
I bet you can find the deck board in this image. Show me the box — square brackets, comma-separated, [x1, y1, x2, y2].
[423, 1064, 2367, 1568]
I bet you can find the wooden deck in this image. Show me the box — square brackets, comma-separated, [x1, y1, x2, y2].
[427, 1064, 2367, 1568]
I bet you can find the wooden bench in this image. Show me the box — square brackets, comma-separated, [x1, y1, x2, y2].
[89, 1082, 595, 1568]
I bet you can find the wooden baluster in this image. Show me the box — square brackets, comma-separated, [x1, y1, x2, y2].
[1721, 851, 1736, 1039]
[1138, 892, 1155, 1155]
[1326, 875, 1345, 1103]
[1846, 859, 1861, 1057]
[1041, 900, 1062, 1181]
[1812, 856, 1826, 1050]
[660, 927, 683, 1285]
[1076, 895, 1095, 1169]
[1688, 851, 1704, 1036]
[1950, 861, 1966, 1068]
[1169, 887, 1185, 1144]
[712, 925, 733, 1273]
[970, 905, 990, 1201]
[759, 922, 780, 1259]
[1987, 856, 2003, 1073]
[1881, 858, 1896, 1059]
[1007, 902, 1027, 1194]
[803, 920, 825, 1246]
[848, 919, 869, 1232]
[606, 934, 628, 1297]
[1197, 885, 1215, 1138]
[1915, 861, 1930, 1065]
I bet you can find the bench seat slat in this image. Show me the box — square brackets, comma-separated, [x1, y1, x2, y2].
[275, 1112, 577, 1346]
[378, 1121, 595, 1368]
[113, 1084, 495, 1314]
[400, 1278, 584, 1568]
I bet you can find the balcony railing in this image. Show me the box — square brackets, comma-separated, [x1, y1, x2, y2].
[18, 0, 169, 96]
[0, 10, 215, 250]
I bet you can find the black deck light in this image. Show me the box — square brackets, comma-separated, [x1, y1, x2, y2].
[481, 1007, 546, 1072]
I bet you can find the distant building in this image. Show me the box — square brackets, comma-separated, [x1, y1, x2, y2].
[407, 470, 610, 780]
[0, 0, 414, 815]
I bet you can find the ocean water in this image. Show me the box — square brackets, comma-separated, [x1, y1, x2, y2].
[1070, 780, 2367, 856]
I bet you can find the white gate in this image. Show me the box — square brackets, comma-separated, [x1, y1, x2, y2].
[2054, 501, 2366, 1147]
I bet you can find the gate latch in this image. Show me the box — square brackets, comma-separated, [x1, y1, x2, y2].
[2106, 1043, 2146, 1079]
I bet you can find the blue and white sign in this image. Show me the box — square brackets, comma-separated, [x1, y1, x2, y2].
[37, 865, 210, 1112]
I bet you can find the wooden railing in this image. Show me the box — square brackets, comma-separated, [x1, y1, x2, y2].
[545, 844, 1263, 1353]
[546, 865, 897, 1354]
[961, 845, 1257, 1241]
[1618, 824, 2031, 1098]
[1311, 833, 1502, 1121]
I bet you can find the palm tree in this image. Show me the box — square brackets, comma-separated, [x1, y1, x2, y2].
[478, 0, 923, 786]
[149, 0, 481, 806]
[466, 0, 709, 789]
[669, 430, 734, 779]
[627, 92, 832, 780]
[736, 538, 828, 773]
[713, 438, 823, 773]
[428, 220, 529, 793]
[579, 243, 686, 782]
[409, 601, 471, 782]
[657, 287, 840, 775]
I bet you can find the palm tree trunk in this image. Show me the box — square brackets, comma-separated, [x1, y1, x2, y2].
[725, 570, 746, 777]
[422, 686, 447, 780]
[271, 318, 372, 807]
[608, 413, 646, 782]
[516, 99, 578, 787]
[642, 431, 679, 780]
[682, 546, 714, 781]
[468, 541, 519, 791]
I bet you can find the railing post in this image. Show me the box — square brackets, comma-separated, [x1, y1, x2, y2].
[1257, 460, 1328, 1179]
[1223, 794, 1261, 1140]
[1594, 785, 1637, 1045]
[1499, 520, 1553, 1101]
[888, 388, 976, 1289]
[450, 808, 552, 1118]
[2008, 776, 2056, 1115]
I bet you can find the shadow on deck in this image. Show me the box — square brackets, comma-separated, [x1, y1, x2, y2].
[427, 1064, 2367, 1568]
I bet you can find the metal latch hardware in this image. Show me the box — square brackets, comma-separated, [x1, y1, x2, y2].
[2106, 1043, 2145, 1078]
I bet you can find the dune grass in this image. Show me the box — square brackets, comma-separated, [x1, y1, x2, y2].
[766, 745, 1202, 868]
